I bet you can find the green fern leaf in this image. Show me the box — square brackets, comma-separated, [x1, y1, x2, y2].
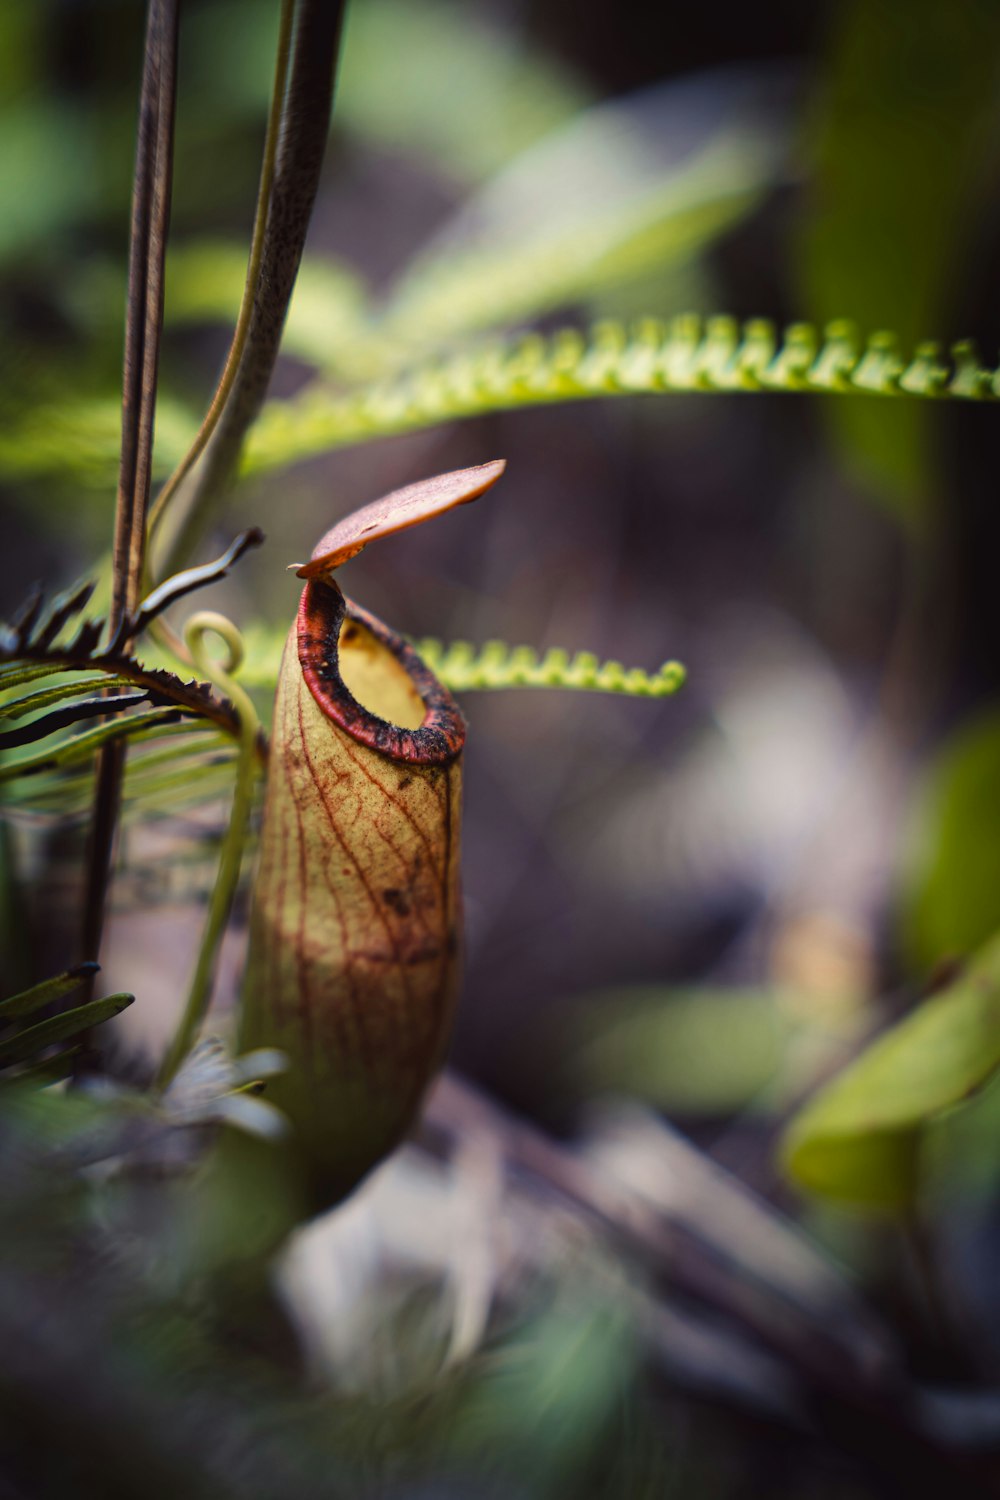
[0, 393, 192, 492]
[0, 676, 135, 721]
[0, 963, 100, 1021]
[245, 316, 998, 475]
[0, 992, 134, 1067]
[0, 663, 77, 691]
[0, 709, 194, 783]
[6, 316, 996, 489]
[1, 729, 237, 822]
[0, 692, 150, 751]
[416, 639, 686, 697]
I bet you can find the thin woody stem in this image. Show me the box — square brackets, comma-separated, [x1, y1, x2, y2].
[82, 0, 179, 966]
[153, 0, 347, 577]
[145, 0, 297, 564]
[156, 613, 262, 1089]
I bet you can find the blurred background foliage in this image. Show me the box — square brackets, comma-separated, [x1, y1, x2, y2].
[4, 0, 1000, 1495]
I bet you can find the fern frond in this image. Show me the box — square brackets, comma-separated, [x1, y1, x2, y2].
[0, 691, 151, 751]
[246, 317, 997, 473]
[0, 963, 100, 1021]
[231, 622, 685, 699]
[0, 709, 198, 784]
[9, 318, 995, 489]
[0, 549, 266, 820]
[416, 638, 686, 697]
[0, 964, 133, 1078]
[0, 393, 192, 490]
[3, 730, 237, 822]
[0, 992, 133, 1068]
[0, 534, 266, 755]
[0, 677, 135, 721]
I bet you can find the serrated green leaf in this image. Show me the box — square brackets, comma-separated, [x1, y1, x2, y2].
[0, 692, 149, 750]
[416, 638, 686, 696]
[246, 316, 999, 475]
[0, 991, 134, 1065]
[0, 662, 76, 691]
[781, 932, 1000, 1209]
[0, 707, 190, 782]
[0, 963, 100, 1021]
[0, 676, 133, 720]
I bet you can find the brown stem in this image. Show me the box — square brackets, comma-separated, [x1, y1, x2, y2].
[82, 0, 179, 966]
[145, 0, 296, 581]
[111, 0, 179, 632]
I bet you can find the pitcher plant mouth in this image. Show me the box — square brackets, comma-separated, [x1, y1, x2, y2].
[297, 579, 466, 766]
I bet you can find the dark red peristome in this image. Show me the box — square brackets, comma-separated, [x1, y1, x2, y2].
[297, 579, 466, 766]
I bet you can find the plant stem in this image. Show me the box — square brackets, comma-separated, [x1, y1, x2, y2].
[145, 0, 296, 573]
[82, 0, 178, 967]
[152, 0, 347, 577]
[904, 1209, 958, 1357]
[155, 614, 262, 1089]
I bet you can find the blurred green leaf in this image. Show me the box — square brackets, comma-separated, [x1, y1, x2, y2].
[0, 676, 133, 721]
[923, 1069, 1000, 1209]
[0, 392, 192, 491]
[0, 709, 193, 783]
[0, 102, 98, 261]
[0, 991, 133, 1066]
[781, 931, 1000, 1209]
[179, 0, 280, 118]
[338, 0, 592, 185]
[563, 987, 786, 1113]
[900, 708, 1000, 971]
[0, 726, 236, 823]
[164, 241, 373, 379]
[800, 0, 1000, 521]
[0, 1, 43, 101]
[450, 1291, 636, 1496]
[381, 72, 790, 345]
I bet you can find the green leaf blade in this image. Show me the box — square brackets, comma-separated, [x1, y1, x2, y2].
[0, 991, 134, 1066]
[0, 676, 135, 721]
[0, 963, 100, 1021]
[0, 707, 190, 783]
[781, 932, 1000, 1209]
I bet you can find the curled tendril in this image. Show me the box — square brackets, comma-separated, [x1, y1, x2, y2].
[157, 611, 262, 1089]
[185, 610, 247, 682]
